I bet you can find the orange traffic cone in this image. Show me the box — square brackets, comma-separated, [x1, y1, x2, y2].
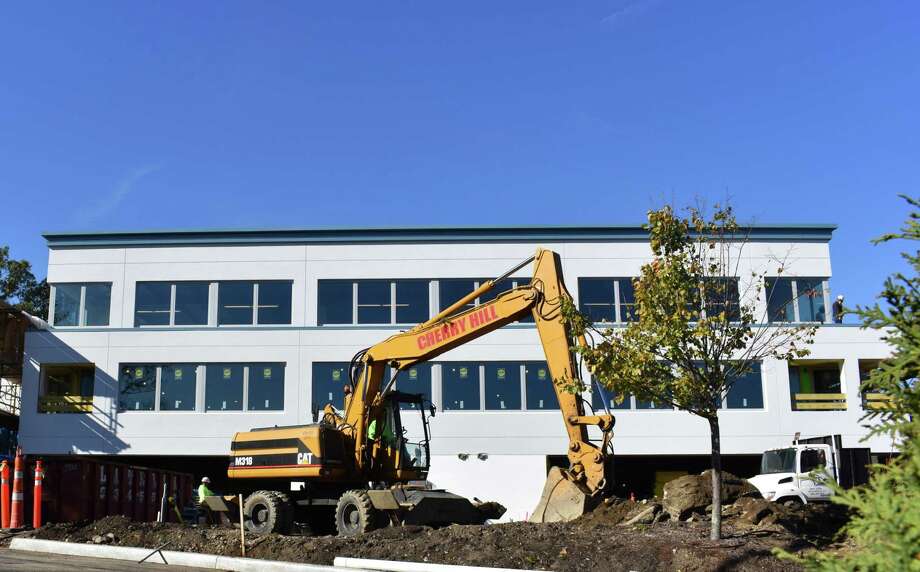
[1, 459, 9, 528]
[9, 448, 23, 529]
[33, 459, 44, 528]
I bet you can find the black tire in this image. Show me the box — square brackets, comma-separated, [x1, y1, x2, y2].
[335, 490, 376, 537]
[244, 490, 293, 534]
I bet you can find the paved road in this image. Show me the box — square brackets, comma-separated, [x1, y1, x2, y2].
[0, 548, 204, 571]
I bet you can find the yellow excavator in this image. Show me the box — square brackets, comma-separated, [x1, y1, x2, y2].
[227, 249, 614, 535]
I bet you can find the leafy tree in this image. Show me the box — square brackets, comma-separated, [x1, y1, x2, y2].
[563, 205, 816, 540]
[0, 245, 49, 318]
[791, 197, 920, 570]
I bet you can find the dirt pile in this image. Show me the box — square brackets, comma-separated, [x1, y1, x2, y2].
[22, 503, 847, 572]
[662, 470, 759, 521]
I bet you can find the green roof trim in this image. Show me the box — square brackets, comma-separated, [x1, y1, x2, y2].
[43, 224, 837, 248]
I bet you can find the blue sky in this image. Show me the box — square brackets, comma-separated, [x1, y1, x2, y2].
[1, 2, 918, 309]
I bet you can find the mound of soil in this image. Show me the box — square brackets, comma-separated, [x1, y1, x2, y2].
[21, 502, 848, 572]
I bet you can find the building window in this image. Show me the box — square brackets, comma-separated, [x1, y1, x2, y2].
[52, 283, 111, 327]
[765, 278, 828, 323]
[578, 278, 637, 324]
[724, 363, 764, 409]
[160, 364, 197, 411]
[591, 380, 633, 411]
[702, 278, 740, 321]
[525, 362, 558, 410]
[218, 281, 292, 325]
[394, 364, 432, 410]
[118, 365, 157, 411]
[789, 361, 846, 411]
[205, 364, 244, 411]
[247, 363, 285, 411]
[312, 363, 349, 415]
[859, 359, 891, 411]
[38, 364, 95, 413]
[441, 278, 533, 323]
[135, 282, 209, 327]
[442, 362, 480, 411]
[484, 362, 521, 410]
[318, 280, 430, 325]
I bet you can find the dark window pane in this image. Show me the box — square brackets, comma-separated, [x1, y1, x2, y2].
[726, 363, 763, 409]
[257, 282, 292, 325]
[525, 361, 558, 410]
[160, 364, 196, 411]
[135, 283, 171, 326]
[357, 281, 391, 324]
[591, 378, 632, 410]
[395, 364, 432, 409]
[318, 281, 353, 325]
[704, 278, 740, 321]
[477, 278, 514, 306]
[439, 279, 478, 313]
[84, 284, 111, 326]
[218, 282, 254, 325]
[578, 279, 615, 323]
[766, 278, 795, 323]
[312, 363, 348, 415]
[53, 284, 81, 326]
[618, 279, 638, 322]
[174, 283, 209, 325]
[396, 280, 429, 324]
[636, 395, 671, 409]
[248, 363, 284, 410]
[485, 362, 521, 410]
[119, 364, 156, 411]
[514, 278, 534, 323]
[442, 362, 480, 411]
[797, 279, 826, 322]
[205, 364, 243, 411]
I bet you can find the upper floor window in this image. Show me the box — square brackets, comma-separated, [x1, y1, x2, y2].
[38, 364, 95, 413]
[52, 283, 111, 327]
[789, 360, 846, 411]
[317, 279, 429, 325]
[218, 281, 292, 326]
[135, 282, 209, 327]
[578, 278, 636, 323]
[766, 278, 827, 323]
[439, 278, 533, 323]
[702, 278, 740, 321]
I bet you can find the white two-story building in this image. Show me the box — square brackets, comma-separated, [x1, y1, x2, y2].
[18, 225, 892, 520]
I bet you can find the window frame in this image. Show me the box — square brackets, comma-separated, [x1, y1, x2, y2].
[50, 283, 112, 327]
[765, 277, 830, 324]
[134, 281, 210, 327]
[318, 279, 432, 326]
[577, 278, 638, 324]
[217, 281, 293, 326]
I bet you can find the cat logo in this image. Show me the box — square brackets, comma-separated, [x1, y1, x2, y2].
[297, 452, 314, 465]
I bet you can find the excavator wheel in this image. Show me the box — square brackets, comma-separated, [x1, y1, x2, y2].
[244, 490, 293, 534]
[529, 467, 599, 523]
[335, 490, 377, 537]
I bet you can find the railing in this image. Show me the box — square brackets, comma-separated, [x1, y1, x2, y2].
[793, 393, 847, 411]
[0, 381, 21, 416]
[38, 395, 93, 413]
[863, 393, 894, 411]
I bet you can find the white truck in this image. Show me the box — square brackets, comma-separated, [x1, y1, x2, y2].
[748, 434, 870, 504]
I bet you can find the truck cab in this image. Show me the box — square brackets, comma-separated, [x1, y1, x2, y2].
[748, 434, 870, 504]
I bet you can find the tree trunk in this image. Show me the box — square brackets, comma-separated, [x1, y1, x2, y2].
[709, 416, 722, 541]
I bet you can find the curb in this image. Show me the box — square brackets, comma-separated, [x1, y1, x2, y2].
[9, 538, 373, 572]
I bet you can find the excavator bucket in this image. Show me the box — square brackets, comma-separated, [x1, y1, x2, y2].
[529, 467, 599, 523]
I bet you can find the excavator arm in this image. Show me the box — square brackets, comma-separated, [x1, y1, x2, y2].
[339, 248, 614, 521]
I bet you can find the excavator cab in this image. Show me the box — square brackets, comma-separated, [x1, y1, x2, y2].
[368, 391, 432, 480]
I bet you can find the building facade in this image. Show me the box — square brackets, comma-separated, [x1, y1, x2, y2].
[19, 226, 892, 520]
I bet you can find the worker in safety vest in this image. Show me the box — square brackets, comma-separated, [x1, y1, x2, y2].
[198, 476, 216, 504]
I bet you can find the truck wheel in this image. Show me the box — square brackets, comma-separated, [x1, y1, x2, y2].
[244, 490, 292, 534]
[335, 490, 376, 537]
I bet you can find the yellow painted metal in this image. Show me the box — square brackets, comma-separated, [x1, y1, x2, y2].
[863, 393, 892, 400]
[794, 393, 846, 401]
[795, 402, 847, 410]
[38, 395, 93, 413]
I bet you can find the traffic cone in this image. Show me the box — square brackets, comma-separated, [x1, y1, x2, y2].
[1, 459, 9, 528]
[9, 449, 23, 529]
[33, 459, 44, 528]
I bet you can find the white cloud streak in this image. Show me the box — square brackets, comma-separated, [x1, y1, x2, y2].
[75, 165, 162, 224]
